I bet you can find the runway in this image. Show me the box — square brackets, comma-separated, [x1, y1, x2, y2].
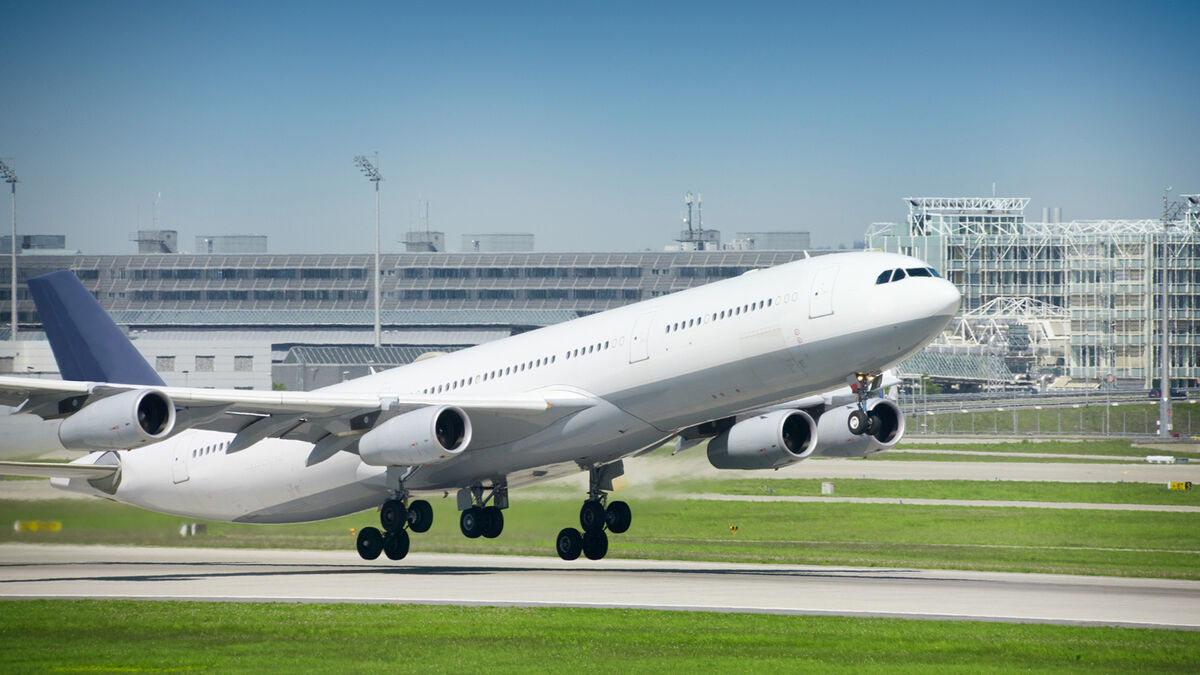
[1, 544, 1196, 630]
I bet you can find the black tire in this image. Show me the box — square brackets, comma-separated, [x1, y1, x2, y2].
[380, 500, 408, 532]
[460, 507, 484, 539]
[383, 528, 410, 560]
[605, 501, 632, 534]
[356, 526, 383, 560]
[556, 527, 583, 561]
[582, 529, 609, 560]
[579, 500, 606, 532]
[865, 413, 880, 438]
[407, 499, 433, 533]
[482, 506, 504, 539]
[847, 409, 868, 435]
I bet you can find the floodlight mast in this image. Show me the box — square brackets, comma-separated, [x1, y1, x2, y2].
[354, 154, 383, 349]
[1159, 187, 1173, 436]
[0, 160, 17, 343]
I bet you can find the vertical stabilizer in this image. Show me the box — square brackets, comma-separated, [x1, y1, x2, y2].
[27, 270, 165, 386]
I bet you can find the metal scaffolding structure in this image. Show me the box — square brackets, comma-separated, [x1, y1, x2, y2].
[867, 196, 1200, 389]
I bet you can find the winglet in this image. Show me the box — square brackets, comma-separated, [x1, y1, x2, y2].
[28, 270, 165, 386]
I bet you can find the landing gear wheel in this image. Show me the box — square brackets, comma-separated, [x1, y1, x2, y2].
[582, 529, 609, 560]
[605, 501, 632, 534]
[482, 506, 504, 539]
[556, 527, 583, 561]
[847, 409, 868, 435]
[579, 500, 606, 532]
[356, 526, 383, 560]
[380, 500, 408, 532]
[407, 499, 433, 533]
[383, 528, 410, 560]
[864, 413, 880, 437]
[460, 507, 485, 539]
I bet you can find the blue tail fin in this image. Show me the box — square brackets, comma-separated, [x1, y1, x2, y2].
[28, 270, 165, 386]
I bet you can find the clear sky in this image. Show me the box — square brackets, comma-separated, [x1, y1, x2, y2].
[2, 0, 1197, 254]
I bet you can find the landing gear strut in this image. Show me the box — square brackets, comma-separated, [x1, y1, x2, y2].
[356, 470, 432, 562]
[556, 461, 631, 561]
[457, 483, 507, 540]
[847, 371, 882, 436]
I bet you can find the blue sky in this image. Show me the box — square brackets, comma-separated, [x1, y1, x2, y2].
[2, 1, 1197, 253]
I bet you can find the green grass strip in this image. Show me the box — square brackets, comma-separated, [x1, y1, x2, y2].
[674, 478, 1200, 505]
[0, 600, 1197, 673]
[3, 497, 1198, 579]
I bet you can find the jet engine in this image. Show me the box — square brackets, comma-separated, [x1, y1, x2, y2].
[706, 409, 816, 470]
[58, 389, 176, 450]
[811, 399, 905, 458]
[358, 405, 472, 467]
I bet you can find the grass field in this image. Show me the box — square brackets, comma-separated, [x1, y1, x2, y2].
[3, 490, 1197, 578]
[679, 478, 1200, 505]
[1, 600, 1197, 673]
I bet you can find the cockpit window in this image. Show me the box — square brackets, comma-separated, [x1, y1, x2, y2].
[891, 268, 906, 281]
[928, 267, 941, 278]
[906, 267, 932, 278]
[875, 270, 891, 285]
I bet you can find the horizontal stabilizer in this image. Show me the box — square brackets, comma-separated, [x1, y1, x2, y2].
[0, 460, 118, 480]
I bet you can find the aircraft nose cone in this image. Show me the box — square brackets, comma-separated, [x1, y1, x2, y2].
[934, 279, 961, 317]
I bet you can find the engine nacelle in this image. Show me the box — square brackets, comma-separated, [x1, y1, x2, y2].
[359, 405, 472, 467]
[811, 399, 905, 458]
[707, 409, 817, 470]
[58, 389, 176, 450]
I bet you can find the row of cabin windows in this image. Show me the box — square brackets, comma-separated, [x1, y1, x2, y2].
[665, 297, 773, 334]
[192, 441, 229, 458]
[421, 338, 620, 395]
[874, 267, 940, 285]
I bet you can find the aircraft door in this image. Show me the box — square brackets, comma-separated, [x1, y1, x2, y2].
[171, 441, 190, 484]
[629, 313, 655, 363]
[808, 267, 837, 318]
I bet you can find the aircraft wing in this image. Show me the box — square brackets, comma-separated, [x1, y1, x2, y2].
[0, 375, 595, 454]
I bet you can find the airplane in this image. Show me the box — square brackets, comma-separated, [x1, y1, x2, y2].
[0, 251, 960, 561]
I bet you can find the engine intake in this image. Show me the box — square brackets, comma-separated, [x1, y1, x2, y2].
[359, 405, 472, 467]
[58, 389, 176, 450]
[811, 399, 905, 458]
[707, 409, 816, 470]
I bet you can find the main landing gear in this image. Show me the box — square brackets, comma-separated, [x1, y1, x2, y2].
[356, 477, 433, 562]
[457, 483, 507, 539]
[555, 462, 631, 561]
[846, 371, 882, 436]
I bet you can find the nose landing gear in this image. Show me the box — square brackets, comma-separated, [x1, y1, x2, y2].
[847, 371, 883, 437]
[556, 461, 630, 561]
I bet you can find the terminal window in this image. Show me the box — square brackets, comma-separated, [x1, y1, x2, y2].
[234, 355, 253, 372]
[196, 356, 215, 373]
[156, 356, 175, 372]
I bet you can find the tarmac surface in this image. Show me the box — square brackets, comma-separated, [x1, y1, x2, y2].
[1, 544, 1196, 630]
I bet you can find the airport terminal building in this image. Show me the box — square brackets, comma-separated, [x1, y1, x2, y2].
[0, 250, 809, 387]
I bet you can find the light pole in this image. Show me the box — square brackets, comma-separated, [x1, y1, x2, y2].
[354, 154, 383, 349]
[1159, 187, 1173, 436]
[0, 160, 16, 343]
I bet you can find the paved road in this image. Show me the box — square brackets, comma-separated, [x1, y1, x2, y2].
[0, 544, 1196, 630]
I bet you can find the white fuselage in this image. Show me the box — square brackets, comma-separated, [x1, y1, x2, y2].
[60, 251, 960, 523]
